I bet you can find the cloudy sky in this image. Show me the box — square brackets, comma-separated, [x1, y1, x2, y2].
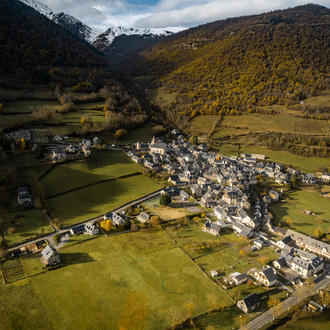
[42, 0, 330, 31]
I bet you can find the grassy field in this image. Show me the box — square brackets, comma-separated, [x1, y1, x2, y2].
[276, 311, 330, 330]
[146, 87, 177, 107]
[270, 190, 330, 237]
[1, 100, 60, 114]
[42, 150, 142, 197]
[215, 114, 329, 136]
[0, 231, 233, 330]
[3, 208, 52, 247]
[100, 122, 156, 144]
[217, 144, 330, 172]
[47, 174, 161, 227]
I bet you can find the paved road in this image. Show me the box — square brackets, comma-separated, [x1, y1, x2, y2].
[6, 188, 165, 253]
[241, 276, 330, 330]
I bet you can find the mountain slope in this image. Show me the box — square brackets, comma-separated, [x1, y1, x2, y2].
[19, 0, 53, 18]
[0, 0, 105, 81]
[52, 12, 98, 43]
[129, 4, 330, 121]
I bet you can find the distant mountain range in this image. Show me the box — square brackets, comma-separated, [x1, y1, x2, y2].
[19, 0, 177, 49]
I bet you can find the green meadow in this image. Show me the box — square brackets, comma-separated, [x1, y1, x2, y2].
[270, 189, 330, 237]
[0, 231, 233, 330]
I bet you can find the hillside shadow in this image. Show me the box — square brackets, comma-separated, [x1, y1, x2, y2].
[60, 252, 95, 266]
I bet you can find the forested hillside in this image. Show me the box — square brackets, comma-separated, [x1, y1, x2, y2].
[0, 0, 105, 84]
[129, 4, 330, 121]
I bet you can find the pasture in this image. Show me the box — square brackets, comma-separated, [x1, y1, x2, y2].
[217, 144, 330, 172]
[46, 174, 161, 227]
[4, 208, 52, 247]
[0, 231, 233, 330]
[42, 150, 142, 197]
[216, 114, 328, 136]
[270, 190, 330, 237]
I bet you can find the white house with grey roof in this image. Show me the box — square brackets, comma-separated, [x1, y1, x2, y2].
[290, 255, 323, 278]
[202, 221, 221, 236]
[254, 267, 278, 287]
[40, 246, 60, 267]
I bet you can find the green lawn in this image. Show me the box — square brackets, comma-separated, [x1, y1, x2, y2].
[218, 144, 330, 172]
[0, 231, 232, 329]
[270, 190, 330, 237]
[42, 150, 142, 197]
[4, 208, 53, 247]
[47, 174, 161, 227]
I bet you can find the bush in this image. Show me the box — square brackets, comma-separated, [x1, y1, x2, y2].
[160, 193, 171, 206]
[114, 128, 128, 140]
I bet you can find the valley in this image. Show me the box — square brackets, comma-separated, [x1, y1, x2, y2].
[0, 1, 329, 330]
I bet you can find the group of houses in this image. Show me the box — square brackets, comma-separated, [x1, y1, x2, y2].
[126, 131, 329, 315]
[45, 137, 101, 163]
[127, 133, 293, 242]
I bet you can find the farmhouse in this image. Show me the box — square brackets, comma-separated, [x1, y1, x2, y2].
[255, 267, 278, 287]
[104, 212, 125, 226]
[40, 246, 60, 267]
[84, 222, 99, 235]
[237, 293, 260, 313]
[202, 221, 221, 236]
[70, 224, 86, 236]
[137, 212, 150, 223]
[18, 186, 32, 207]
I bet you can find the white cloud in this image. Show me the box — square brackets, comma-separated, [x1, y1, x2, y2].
[135, 0, 330, 28]
[40, 0, 330, 30]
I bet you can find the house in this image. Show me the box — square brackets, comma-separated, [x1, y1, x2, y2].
[190, 184, 203, 198]
[137, 212, 150, 223]
[202, 221, 221, 236]
[290, 256, 324, 278]
[277, 236, 294, 249]
[214, 207, 227, 221]
[255, 267, 278, 287]
[286, 229, 330, 259]
[231, 272, 248, 285]
[232, 222, 253, 238]
[40, 246, 60, 267]
[180, 190, 190, 201]
[200, 192, 217, 208]
[321, 172, 330, 183]
[273, 257, 287, 269]
[237, 293, 260, 313]
[84, 222, 99, 235]
[210, 270, 218, 278]
[301, 174, 316, 185]
[254, 239, 264, 248]
[49, 149, 66, 162]
[269, 190, 280, 201]
[104, 212, 125, 226]
[150, 142, 167, 155]
[18, 186, 32, 207]
[70, 224, 86, 236]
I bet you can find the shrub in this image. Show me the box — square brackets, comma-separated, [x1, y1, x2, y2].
[114, 128, 128, 140]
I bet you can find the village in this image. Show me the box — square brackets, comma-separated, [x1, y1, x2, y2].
[1, 128, 330, 329]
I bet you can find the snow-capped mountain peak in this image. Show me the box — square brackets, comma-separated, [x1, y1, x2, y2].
[93, 26, 174, 49]
[20, 0, 54, 19]
[52, 12, 99, 43]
